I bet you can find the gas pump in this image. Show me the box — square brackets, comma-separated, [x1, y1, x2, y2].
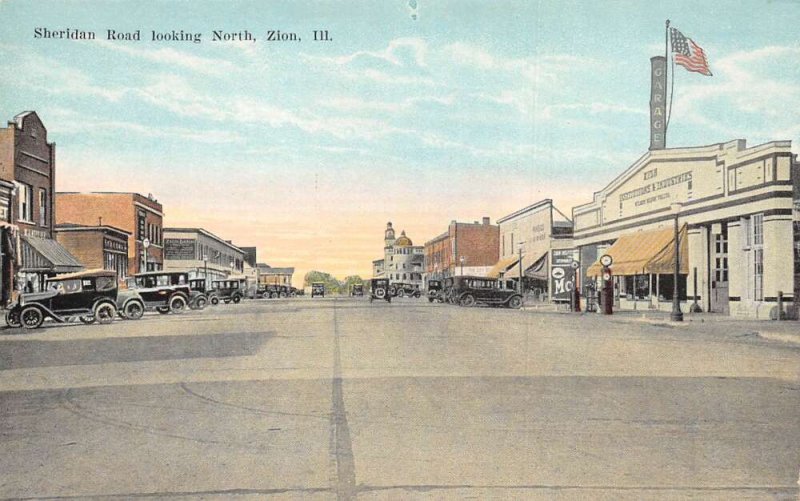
[599, 254, 613, 315]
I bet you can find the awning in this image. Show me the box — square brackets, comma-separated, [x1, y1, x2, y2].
[487, 256, 519, 278]
[504, 251, 548, 279]
[587, 224, 688, 277]
[21, 235, 84, 273]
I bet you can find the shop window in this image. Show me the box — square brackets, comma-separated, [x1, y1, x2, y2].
[752, 214, 764, 246]
[623, 275, 650, 300]
[657, 274, 687, 301]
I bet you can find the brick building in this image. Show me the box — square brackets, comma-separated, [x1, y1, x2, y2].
[424, 217, 499, 282]
[56, 192, 164, 276]
[55, 224, 130, 279]
[0, 112, 83, 294]
[257, 263, 295, 286]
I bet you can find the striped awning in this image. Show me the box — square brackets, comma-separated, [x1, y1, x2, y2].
[587, 224, 688, 277]
[21, 235, 84, 273]
[504, 251, 548, 279]
[486, 256, 519, 278]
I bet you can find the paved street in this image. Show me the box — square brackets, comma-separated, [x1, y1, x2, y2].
[1, 298, 799, 500]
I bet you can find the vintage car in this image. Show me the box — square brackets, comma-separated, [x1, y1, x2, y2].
[263, 284, 284, 299]
[311, 282, 325, 298]
[427, 280, 443, 303]
[116, 287, 145, 320]
[211, 279, 245, 303]
[392, 283, 421, 298]
[189, 278, 218, 306]
[5, 269, 120, 329]
[450, 276, 523, 308]
[368, 278, 392, 303]
[131, 271, 192, 314]
[350, 283, 364, 296]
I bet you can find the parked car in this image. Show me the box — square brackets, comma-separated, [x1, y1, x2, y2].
[350, 284, 364, 296]
[263, 284, 282, 299]
[449, 276, 523, 308]
[368, 278, 391, 303]
[189, 278, 218, 306]
[131, 271, 192, 314]
[5, 269, 120, 329]
[311, 282, 325, 298]
[116, 287, 145, 320]
[427, 280, 443, 303]
[211, 279, 245, 304]
[392, 283, 421, 298]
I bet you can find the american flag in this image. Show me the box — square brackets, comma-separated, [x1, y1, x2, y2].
[670, 27, 712, 76]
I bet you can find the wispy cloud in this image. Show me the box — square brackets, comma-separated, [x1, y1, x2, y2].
[94, 40, 239, 76]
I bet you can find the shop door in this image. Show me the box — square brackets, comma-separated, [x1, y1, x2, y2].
[711, 226, 729, 314]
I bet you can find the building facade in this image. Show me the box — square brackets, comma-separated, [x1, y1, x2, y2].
[55, 224, 130, 279]
[424, 217, 499, 282]
[162, 227, 244, 282]
[490, 199, 574, 300]
[573, 139, 799, 318]
[56, 192, 164, 275]
[379, 222, 424, 289]
[257, 264, 294, 286]
[1, 112, 83, 294]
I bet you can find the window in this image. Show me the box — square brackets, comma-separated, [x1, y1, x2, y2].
[754, 248, 764, 301]
[38, 188, 47, 226]
[752, 214, 764, 246]
[96, 276, 116, 291]
[18, 183, 33, 222]
[741, 217, 751, 248]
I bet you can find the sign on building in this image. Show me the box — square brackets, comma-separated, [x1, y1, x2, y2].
[164, 238, 196, 260]
[551, 249, 577, 301]
[649, 56, 667, 150]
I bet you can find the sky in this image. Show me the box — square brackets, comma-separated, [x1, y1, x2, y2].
[1, 0, 799, 281]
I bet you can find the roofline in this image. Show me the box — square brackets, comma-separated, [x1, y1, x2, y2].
[54, 223, 132, 236]
[164, 227, 244, 254]
[497, 199, 553, 224]
[424, 231, 450, 246]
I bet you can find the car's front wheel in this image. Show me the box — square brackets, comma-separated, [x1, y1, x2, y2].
[124, 300, 145, 319]
[193, 296, 207, 310]
[20, 306, 44, 329]
[5, 309, 21, 328]
[169, 295, 187, 314]
[232, 295, 241, 304]
[94, 303, 117, 324]
[460, 294, 476, 307]
[210, 296, 219, 305]
[507, 296, 523, 309]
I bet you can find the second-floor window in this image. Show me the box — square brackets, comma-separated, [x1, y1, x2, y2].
[38, 188, 47, 226]
[18, 183, 33, 222]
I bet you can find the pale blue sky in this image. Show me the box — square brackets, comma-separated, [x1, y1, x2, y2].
[1, 0, 798, 278]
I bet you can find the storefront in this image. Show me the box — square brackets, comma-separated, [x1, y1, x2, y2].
[574, 139, 798, 318]
[19, 234, 84, 292]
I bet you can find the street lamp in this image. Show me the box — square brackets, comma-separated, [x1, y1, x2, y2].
[517, 241, 526, 295]
[670, 202, 684, 322]
[459, 256, 465, 276]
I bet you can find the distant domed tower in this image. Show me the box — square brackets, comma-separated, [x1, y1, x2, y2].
[394, 230, 413, 247]
[384, 222, 396, 248]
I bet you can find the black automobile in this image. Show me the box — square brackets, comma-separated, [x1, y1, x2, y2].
[263, 284, 285, 299]
[392, 283, 421, 298]
[311, 282, 325, 298]
[368, 278, 391, 303]
[211, 279, 244, 304]
[131, 271, 192, 314]
[427, 280, 443, 303]
[5, 269, 120, 329]
[189, 278, 218, 306]
[350, 284, 364, 296]
[450, 276, 523, 308]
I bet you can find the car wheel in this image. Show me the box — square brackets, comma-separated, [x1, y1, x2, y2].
[124, 300, 145, 320]
[5, 309, 21, 328]
[211, 296, 219, 305]
[414, 292, 421, 298]
[428, 297, 434, 303]
[460, 294, 476, 307]
[507, 296, 523, 309]
[270, 292, 278, 299]
[194, 297, 207, 311]
[169, 295, 187, 314]
[79, 315, 96, 324]
[290, 292, 297, 298]
[232, 295, 241, 304]
[157, 307, 170, 314]
[375, 288, 386, 298]
[94, 303, 117, 324]
[279, 292, 287, 299]
[20, 306, 44, 329]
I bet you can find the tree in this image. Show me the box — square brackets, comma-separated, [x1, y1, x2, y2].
[304, 271, 342, 294]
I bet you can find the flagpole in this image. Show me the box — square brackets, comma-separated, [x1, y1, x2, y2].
[664, 19, 671, 145]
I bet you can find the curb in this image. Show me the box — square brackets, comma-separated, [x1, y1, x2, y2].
[757, 331, 800, 345]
